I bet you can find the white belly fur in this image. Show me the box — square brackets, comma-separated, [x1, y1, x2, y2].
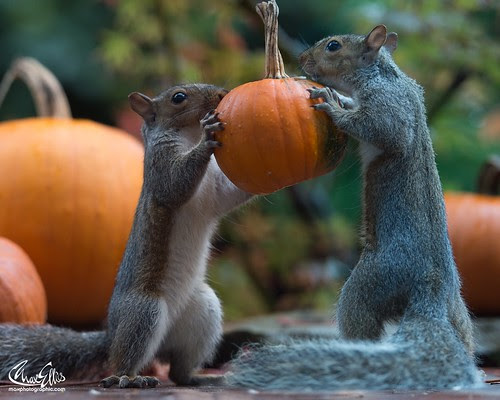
[162, 173, 218, 319]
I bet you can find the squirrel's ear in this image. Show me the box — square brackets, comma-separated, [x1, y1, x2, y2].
[384, 32, 398, 54]
[365, 25, 387, 53]
[129, 92, 155, 123]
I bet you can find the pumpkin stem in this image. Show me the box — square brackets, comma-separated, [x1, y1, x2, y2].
[256, 0, 289, 79]
[0, 57, 72, 118]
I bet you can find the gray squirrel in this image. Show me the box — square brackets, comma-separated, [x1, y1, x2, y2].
[0, 84, 252, 388]
[228, 25, 484, 391]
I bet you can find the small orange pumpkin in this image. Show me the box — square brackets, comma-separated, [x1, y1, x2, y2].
[445, 192, 500, 315]
[0, 58, 143, 326]
[215, 1, 347, 194]
[0, 237, 47, 324]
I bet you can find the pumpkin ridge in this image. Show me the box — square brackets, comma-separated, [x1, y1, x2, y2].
[240, 85, 264, 192]
[292, 79, 311, 182]
[250, 85, 273, 192]
[290, 80, 309, 181]
[272, 80, 295, 187]
[255, 82, 280, 192]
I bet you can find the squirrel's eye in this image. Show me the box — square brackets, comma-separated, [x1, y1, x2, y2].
[326, 40, 341, 52]
[171, 92, 187, 104]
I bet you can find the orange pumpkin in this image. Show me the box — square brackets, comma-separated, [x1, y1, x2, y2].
[445, 193, 500, 315]
[0, 58, 143, 326]
[215, 1, 347, 194]
[0, 237, 47, 324]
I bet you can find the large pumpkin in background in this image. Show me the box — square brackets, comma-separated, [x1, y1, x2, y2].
[445, 193, 500, 315]
[0, 58, 143, 326]
[214, 0, 346, 194]
[0, 237, 47, 324]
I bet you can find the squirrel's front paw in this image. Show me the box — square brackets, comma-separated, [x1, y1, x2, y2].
[101, 374, 159, 389]
[200, 110, 224, 149]
[308, 87, 345, 111]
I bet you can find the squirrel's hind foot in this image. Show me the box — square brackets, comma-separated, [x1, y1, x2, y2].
[101, 374, 160, 389]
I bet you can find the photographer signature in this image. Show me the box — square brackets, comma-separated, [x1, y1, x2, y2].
[8, 360, 66, 388]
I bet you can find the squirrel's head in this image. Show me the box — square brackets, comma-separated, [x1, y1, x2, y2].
[129, 84, 227, 130]
[299, 25, 398, 93]
[129, 84, 227, 147]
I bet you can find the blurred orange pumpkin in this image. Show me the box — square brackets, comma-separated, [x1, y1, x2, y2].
[445, 192, 500, 315]
[214, 1, 346, 194]
[0, 58, 143, 326]
[0, 237, 47, 324]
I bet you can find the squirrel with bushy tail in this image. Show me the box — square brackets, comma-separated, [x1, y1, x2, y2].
[229, 24, 484, 390]
[0, 83, 252, 388]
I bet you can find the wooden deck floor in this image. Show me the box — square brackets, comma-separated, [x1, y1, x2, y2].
[1, 370, 499, 399]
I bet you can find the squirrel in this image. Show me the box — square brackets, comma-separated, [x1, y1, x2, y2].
[0, 83, 252, 388]
[228, 25, 484, 391]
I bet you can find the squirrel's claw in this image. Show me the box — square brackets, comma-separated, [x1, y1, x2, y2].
[101, 374, 159, 389]
[101, 375, 120, 388]
[201, 110, 224, 149]
[312, 102, 335, 114]
[309, 87, 345, 109]
[203, 123, 223, 148]
[308, 87, 328, 99]
[203, 122, 225, 134]
[201, 110, 223, 129]
[143, 376, 160, 387]
[206, 140, 222, 149]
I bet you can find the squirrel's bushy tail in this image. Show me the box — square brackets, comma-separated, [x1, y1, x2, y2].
[229, 315, 483, 391]
[0, 324, 108, 381]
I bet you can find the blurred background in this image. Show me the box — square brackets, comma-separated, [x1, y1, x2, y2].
[0, 0, 499, 322]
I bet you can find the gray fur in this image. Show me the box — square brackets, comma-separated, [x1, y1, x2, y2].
[229, 25, 481, 390]
[0, 84, 252, 387]
[0, 325, 108, 380]
[157, 282, 223, 385]
[229, 313, 483, 391]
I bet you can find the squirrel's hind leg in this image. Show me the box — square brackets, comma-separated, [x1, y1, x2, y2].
[157, 282, 223, 386]
[337, 266, 403, 340]
[448, 293, 475, 354]
[102, 296, 169, 388]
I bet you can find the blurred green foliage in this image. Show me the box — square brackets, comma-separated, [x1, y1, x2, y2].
[0, 0, 116, 121]
[0, 0, 499, 320]
[100, 0, 264, 89]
